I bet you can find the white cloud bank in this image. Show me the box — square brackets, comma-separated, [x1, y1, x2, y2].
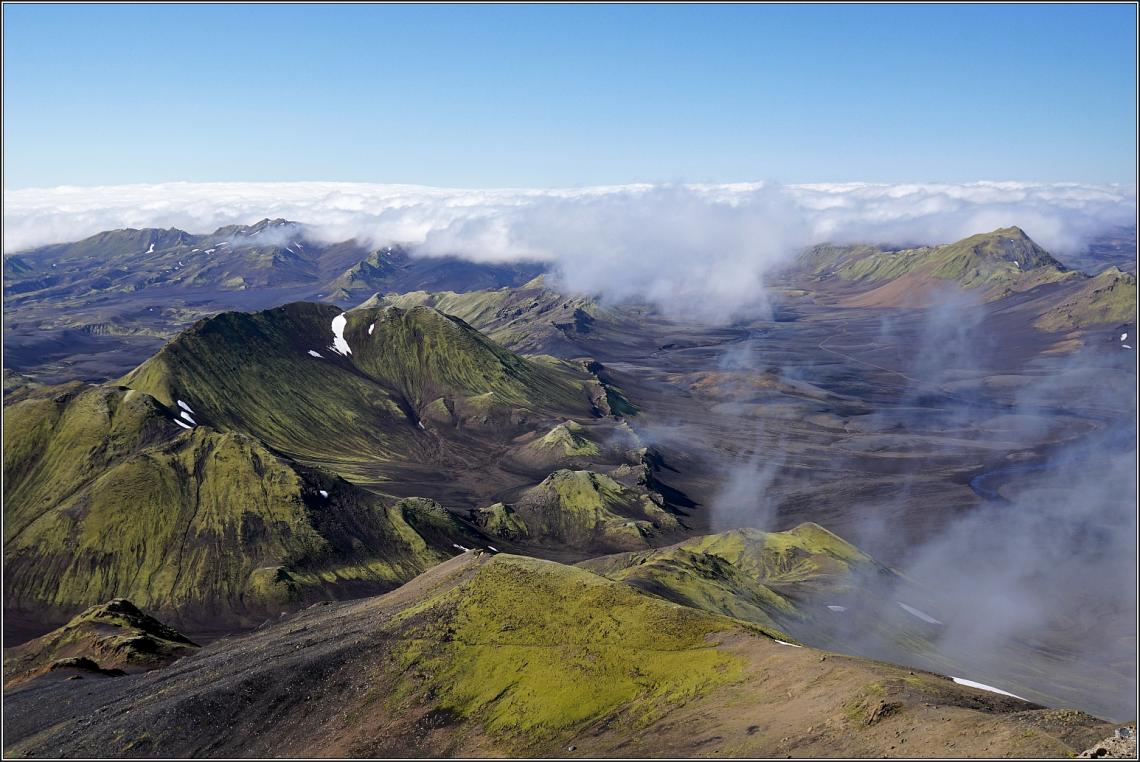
[4, 180, 1134, 318]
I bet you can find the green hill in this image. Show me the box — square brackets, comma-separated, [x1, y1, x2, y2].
[119, 302, 598, 482]
[475, 469, 681, 553]
[1035, 266, 1138, 331]
[3, 598, 198, 687]
[2, 380, 484, 631]
[580, 523, 1131, 721]
[2, 551, 1112, 758]
[357, 274, 618, 354]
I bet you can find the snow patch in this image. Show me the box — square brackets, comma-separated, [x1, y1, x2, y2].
[318, 490, 329, 498]
[1124, 345, 1133, 350]
[330, 313, 351, 356]
[951, 677, 1026, 700]
[176, 399, 195, 414]
[174, 419, 193, 430]
[452, 543, 471, 552]
[418, 421, 426, 431]
[307, 350, 323, 358]
[204, 248, 215, 254]
[773, 639, 802, 648]
[827, 605, 847, 612]
[179, 410, 196, 424]
[897, 601, 943, 624]
[145, 243, 155, 254]
[1121, 333, 1128, 342]
[487, 546, 499, 552]
[368, 322, 375, 335]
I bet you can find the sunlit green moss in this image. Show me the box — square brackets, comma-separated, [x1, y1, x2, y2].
[386, 555, 744, 745]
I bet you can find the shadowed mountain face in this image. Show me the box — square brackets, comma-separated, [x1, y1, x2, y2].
[1, 551, 1114, 759]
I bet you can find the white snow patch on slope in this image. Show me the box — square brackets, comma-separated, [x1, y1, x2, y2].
[330, 313, 351, 356]
[174, 419, 192, 430]
[452, 543, 471, 552]
[952, 677, 1027, 700]
[146, 243, 155, 254]
[318, 490, 329, 498]
[179, 410, 196, 424]
[1121, 333, 1128, 342]
[773, 639, 802, 648]
[827, 605, 847, 612]
[368, 322, 375, 335]
[177, 399, 195, 414]
[308, 350, 323, 358]
[1124, 345, 1133, 350]
[897, 601, 943, 624]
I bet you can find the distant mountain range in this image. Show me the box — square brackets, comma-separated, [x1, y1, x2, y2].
[5, 222, 1133, 382]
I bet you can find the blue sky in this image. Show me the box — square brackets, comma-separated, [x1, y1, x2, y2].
[3, 3, 1136, 188]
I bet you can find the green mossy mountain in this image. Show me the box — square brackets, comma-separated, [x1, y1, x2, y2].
[579, 523, 884, 630]
[119, 302, 598, 482]
[4, 302, 625, 630]
[1035, 266, 1138, 331]
[356, 274, 617, 354]
[2, 380, 484, 630]
[797, 227, 1135, 331]
[4, 599, 197, 687]
[475, 469, 680, 553]
[816, 227, 1073, 292]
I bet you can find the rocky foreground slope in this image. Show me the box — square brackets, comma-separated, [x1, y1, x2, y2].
[2, 551, 1115, 758]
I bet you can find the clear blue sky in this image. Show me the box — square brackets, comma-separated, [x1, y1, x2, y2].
[3, 3, 1136, 188]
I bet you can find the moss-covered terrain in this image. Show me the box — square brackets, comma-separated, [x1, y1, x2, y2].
[579, 523, 883, 630]
[1035, 266, 1138, 331]
[119, 303, 597, 478]
[474, 469, 680, 552]
[4, 302, 647, 630]
[796, 227, 1135, 333]
[2, 380, 486, 630]
[357, 274, 615, 355]
[822, 227, 1074, 294]
[4, 599, 197, 687]
[1, 551, 1114, 758]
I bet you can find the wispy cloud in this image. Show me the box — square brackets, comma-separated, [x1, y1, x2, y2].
[4, 180, 1134, 319]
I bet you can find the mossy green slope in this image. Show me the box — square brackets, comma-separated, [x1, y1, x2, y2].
[1035, 266, 1138, 331]
[806, 227, 1084, 301]
[475, 469, 680, 552]
[4, 599, 198, 687]
[119, 302, 596, 481]
[388, 554, 750, 742]
[357, 274, 614, 354]
[3, 551, 1113, 759]
[579, 523, 883, 629]
[3, 382, 478, 629]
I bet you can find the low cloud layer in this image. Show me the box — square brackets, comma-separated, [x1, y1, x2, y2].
[5, 180, 1134, 319]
